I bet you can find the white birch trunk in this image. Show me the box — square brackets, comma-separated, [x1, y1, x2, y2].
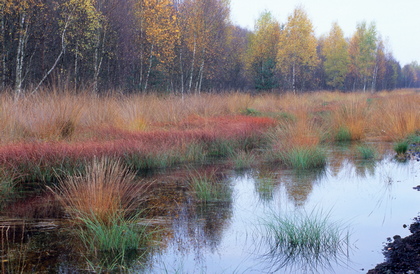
[32, 13, 72, 94]
[93, 28, 106, 93]
[197, 59, 204, 94]
[188, 38, 196, 93]
[15, 13, 28, 97]
[144, 44, 154, 91]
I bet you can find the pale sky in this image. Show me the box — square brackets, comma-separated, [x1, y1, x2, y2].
[230, 0, 420, 66]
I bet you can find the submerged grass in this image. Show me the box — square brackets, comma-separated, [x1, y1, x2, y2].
[1, 225, 31, 274]
[260, 208, 351, 272]
[189, 171, 232, 204]
[355, 144, 377, 160]
[231, 150, 256, 170]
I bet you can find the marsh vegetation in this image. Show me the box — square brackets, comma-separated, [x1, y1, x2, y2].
[0, 89, 419, 273]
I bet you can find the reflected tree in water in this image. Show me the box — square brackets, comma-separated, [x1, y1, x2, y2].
[282, 169, 326, 207]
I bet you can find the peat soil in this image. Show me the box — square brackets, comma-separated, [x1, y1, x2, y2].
[368, 208, 420, 273]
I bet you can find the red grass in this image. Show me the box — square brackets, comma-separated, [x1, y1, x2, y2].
[0, 115, 277, 180]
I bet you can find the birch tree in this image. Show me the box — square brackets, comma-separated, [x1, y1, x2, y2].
[246, 11, 280, 90]
[180, 0, 229, 93]
[322, 22, 349, 90]
[348, 21, 377, 91]
[277, 6, 318, 92]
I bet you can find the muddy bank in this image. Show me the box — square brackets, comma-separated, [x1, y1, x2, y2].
[368, 215, 420, 274]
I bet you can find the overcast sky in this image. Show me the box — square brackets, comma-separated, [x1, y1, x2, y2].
[229, 0, 419, 66]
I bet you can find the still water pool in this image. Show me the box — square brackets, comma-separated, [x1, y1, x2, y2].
[1, 144, 419, 273]
[148, 150, 419, 273]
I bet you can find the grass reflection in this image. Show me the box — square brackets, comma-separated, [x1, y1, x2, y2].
[84, 246, 152, 273]
[254, 177, 276, 203]
[259, 208, 351, 273]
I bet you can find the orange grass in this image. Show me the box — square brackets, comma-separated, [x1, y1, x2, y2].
[51, 157, 152, 224]
[369, 93, 420, 141]
[0, 89, 419, 179]
[332, 98, 370, 141]
[269, 104, 324, 150]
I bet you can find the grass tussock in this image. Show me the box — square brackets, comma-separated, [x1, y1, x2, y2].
[265, 110, 327, 170]
[188, 170, 232, 204]
[355, 144, 377, 160]
[51, 157, 155, 268]
[79, 212, 150, 253]
[51, 157, 152, 224]
[260, 208, 351, 271]
[393, 141, 408, 155]
[332, 98, 369, 141]
[273, 145, 327, 170]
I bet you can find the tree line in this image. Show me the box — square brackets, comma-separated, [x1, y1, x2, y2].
[1, 0, 419, 95]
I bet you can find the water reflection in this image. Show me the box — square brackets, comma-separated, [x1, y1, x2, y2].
[353, 159, 377, 177]
[84, 247, 152, 273]
[1, 144, 419, 273]
[281, 169, 326, 207]
[253, 167, 281, 203]
[328, 142, 387, 177]
[0, 224, 87, 273]
[252, 166, 326, 207]
[168, 197, 233, 255]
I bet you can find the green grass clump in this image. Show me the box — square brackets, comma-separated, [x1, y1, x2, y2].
[335, 126, 352, 142]
[279, 146, 327, 170]
[231, 150, 256, 170]
[183, 142, 207, 163]
[123, 151, 181, 170]
[51, 157, 155, 272]
[407, 134, 420, 144]
[355, 144, 377, 159]
[261, 209, 351, 271]
[79, 213, 150, 253]
[189, 172, 232, 204]
[207, 139, 236, 158]
[393, 141, 408, 155]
